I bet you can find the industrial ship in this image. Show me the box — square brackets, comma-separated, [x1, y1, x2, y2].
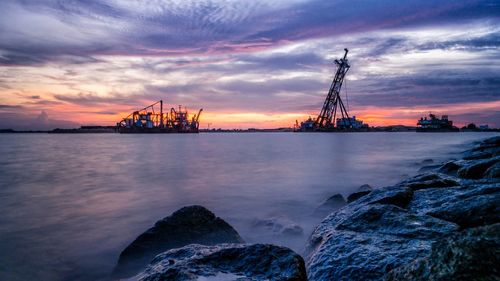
[295, 49, 368, 132]
[416, 114, 459, 132]
[116, 100, 202, 133]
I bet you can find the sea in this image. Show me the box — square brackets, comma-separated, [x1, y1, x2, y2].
[0, 132, 497, 281]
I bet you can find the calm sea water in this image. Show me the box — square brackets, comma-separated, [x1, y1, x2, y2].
[0, 132, 497, 281]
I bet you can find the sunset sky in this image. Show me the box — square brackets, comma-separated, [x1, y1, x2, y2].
[1, 0, 499, 129]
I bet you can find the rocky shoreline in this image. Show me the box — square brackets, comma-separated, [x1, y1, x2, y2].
[114, 136, 499, 281]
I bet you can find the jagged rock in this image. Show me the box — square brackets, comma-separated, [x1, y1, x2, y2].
[113, 205, 244, 278]
[438, 161, 462, 174]
[428, 191, 500, 228]
[385, 224, 500, 281]
[408, 183, 499, 215]
[481, 136, 500, 146]
[365, 186, 414, 208]
[405, 178, 459, 190]
[347, 184, 373, 202]
[132, 243, 307, 281]
[399, 173, 460, 190]
[484, 161, 500, 178]
[306, 137, 499, 281]
[418, 164, 441, 172]
[401, 173, 440, 183]
[358, 184, 373, 192]
[457, 156, 500, 179]
[252, 216, 304, 236]
[471, 136, 500, 155]
[463, 151, 493, 160]
[339, 185, 413, 210]
[306, 204, 458, 281]
[313, 193, 347, 217]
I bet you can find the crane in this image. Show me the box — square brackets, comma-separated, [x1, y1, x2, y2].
[315, 48, 351, 129]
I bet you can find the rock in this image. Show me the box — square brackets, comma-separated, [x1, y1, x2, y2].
[132, 243, 307, 281]
[347, 184, 373, 203]
[312, 193, 347, 217]
[463, 151, 493, 160]
[400, 173, 459, 190]
[252, 216, 304, 236]
[484, 161, 500, 178]
[306, 203, 458, 281]
[438, 161, 462, 174]
[401, 173, 440, 183]
[358, 184, 373, 192]
[113, 205, 244, 278]
[386, 223, 500, 281]
[428, 191, 500, 228]
[421, 159, 434, 164]
[365, 186, 414, 208]
[470, 136, 500, 156]
[457, 157, 500, 179]
[405, 178, 459, 190]
[418, 164, 441, 172]
[481, 136, 500, 146]
[306, 136, 500, 281]
[407, 183, 500, 229]
[408, 183, 499, 216]
[340, 185, 413, 209]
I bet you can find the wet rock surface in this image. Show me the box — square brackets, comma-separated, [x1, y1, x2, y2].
[485, 161, 500, 178]
[307, 136, 500, 281]
[132, 243, 307, 281]
[385, 223, 500, 281]
[113, 205, 244, 278]
[457, 156, 500, 179]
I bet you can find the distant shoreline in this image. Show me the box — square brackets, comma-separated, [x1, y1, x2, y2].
[1, 127, 499, 134]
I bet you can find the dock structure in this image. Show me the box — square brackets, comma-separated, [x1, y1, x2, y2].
[116, 100, 202, 133]
[417, 113, 459, 132]
[296, 49, 367, 132]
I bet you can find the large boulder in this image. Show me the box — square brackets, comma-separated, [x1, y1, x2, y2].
[306, 136, 499, 281]
[385, 223, 500, 281]
[306, 203, 458, 281]
[113, 205, 244, 278]
[132, 243, 307, 281]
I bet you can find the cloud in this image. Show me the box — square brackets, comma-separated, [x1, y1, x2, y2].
[0, 0, 498, 65]
[0, 0, 499, 128]
[0, 104, 23, 109]
[0, 111, 79, 130]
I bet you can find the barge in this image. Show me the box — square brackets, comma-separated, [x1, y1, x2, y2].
[116, 100, 202, 133]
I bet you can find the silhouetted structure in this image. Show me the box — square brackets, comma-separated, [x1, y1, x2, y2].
[296, 49, 367, 132]
[117, 100, 202, 133]
[417, 114, 458, 132]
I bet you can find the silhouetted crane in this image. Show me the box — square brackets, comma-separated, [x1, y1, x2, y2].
[315, 48, 351, 129]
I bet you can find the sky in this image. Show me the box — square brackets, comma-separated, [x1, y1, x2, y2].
[0, 0, 499, 130]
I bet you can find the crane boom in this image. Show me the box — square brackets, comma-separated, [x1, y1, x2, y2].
[315, 48, 351, 129]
